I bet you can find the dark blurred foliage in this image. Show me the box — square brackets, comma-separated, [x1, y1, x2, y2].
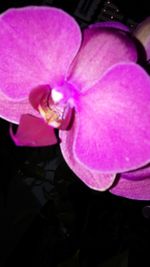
[0, 1, 150, 267]
[113, 0, 150, 22]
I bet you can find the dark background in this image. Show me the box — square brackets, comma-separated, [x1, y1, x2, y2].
[0, 1, 150, 266]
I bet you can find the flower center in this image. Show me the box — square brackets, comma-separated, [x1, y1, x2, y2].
[37, 83, 76, 130]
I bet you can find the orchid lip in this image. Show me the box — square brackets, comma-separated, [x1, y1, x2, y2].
[36, 82, 77, 130]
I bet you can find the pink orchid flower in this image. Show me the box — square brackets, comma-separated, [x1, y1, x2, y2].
[0, 6, 150, 200]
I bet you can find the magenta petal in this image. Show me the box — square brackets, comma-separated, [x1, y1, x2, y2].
[74, 63, 150, 173]
[134, 17, 150, 60]
[0, 6, 81, 99]
[0, 91, 39, 123]
[110, 177, 150, 200]
[67, 26, 137, 91]
[121, 164, 150, 181]
[10, 114, 57, 147]
[89, 21, 130, 32]
[60, 114, 116, 190]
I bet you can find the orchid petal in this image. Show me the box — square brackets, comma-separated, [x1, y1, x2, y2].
[67, 26, 137, 91]
[0, 90, 39, 124]
[120, 164, 150, 181]
[110, 177, 150, 200]
[60, 114, 116, 190]
[73, 63, 150, 173]
[0, 6, 81, 99]
[10, 114, 57, 146]
[89, 21, 130, 32]
[134, 17, 150, 60]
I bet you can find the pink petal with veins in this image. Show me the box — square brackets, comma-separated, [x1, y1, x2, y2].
[110, 176, 150, 200]
[0, 90, 39, 124]
[60, 114, 116, 191]
[73, 63, 150, 172]
[120, 164, 150, 181]
[89, 21, 130, 32]
[0, 6, 81, 100]
[68, 26, 137, 91]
